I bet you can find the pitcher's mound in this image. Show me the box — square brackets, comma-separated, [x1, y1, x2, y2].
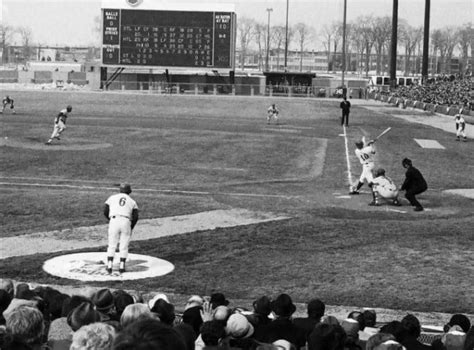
[43, 252, 174, 281]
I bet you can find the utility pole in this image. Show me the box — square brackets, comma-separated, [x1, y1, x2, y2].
[284, 0, 289, 71]
[341, 0, 347, 91]
[266, 8, 273, 72]
[390, 0, 398, 89]
[422, 0, 430, 84]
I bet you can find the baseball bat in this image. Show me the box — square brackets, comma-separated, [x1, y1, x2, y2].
[374, 127, 392, 141]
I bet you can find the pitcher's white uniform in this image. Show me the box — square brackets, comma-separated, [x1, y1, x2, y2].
[105, 192, 138, 260]
[355, 143, 375, 183]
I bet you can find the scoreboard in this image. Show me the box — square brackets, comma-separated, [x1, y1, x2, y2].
[102, 7, 236, 68]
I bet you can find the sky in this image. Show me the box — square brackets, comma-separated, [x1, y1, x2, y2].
[1, 0, 472, 47]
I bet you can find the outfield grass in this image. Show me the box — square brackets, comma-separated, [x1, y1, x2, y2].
[0, 90, 473, 314]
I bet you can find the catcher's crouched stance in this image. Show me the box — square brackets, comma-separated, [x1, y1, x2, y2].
[371, 168, 402, 206]
[103, 183, 139, 274]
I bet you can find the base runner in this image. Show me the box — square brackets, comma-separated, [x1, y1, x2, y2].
[46, 105, 72, 145]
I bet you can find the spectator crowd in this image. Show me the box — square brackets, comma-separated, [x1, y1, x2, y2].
[0, 278, 473, 350]
[389, 75, 473, 111]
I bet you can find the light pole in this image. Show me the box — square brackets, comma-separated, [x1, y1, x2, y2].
[341, 0, 347, 91]
[265, 8, 273, 72]
[284, 0, 289, 71]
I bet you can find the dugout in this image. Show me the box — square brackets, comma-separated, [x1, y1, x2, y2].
[264, 71, 316, 96]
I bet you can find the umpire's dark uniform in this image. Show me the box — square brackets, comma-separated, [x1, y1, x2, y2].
[401, 158, 427, 211]
[340, 97, 351, 126]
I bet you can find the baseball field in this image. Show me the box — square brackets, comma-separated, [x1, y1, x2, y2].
[0, 90, 473, 317]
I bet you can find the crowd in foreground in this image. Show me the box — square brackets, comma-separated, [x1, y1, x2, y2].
[0, 278, 473, 350]
[388, 75, 473, 111]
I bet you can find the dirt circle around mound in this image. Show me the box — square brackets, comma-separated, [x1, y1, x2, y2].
[0, 137, 112, 150]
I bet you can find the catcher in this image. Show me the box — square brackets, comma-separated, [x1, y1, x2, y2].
[370, 168, 402, 206]
[267, 103, 279, 124]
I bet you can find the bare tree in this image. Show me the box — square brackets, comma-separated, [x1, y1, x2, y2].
[237, 17, 256, 70]
[456, 24, 471, 74]
[271, 25, 286, 70]
[294, 22, 312, 71]
[399, 20, 423, 75]
[372, 16, 392, 74]
[432, 27, 457, 74]
[320, 24, 334, 72]
[253, 23, 266, 71]
[0, 24, 15, 64]
[17, 26, 33, 62]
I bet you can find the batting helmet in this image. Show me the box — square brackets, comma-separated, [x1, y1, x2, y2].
[66, 105, 72, 112]
[355, 141, 364, 149]
[402, 158, 412, 167]
[375, 168, 386, 177]
[119, 183, 132, 194]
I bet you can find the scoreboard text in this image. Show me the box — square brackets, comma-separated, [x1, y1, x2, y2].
[102, 9, 235, 68]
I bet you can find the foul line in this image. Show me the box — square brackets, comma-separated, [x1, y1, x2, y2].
[0, 181, 298, 199]
[343, 125, 353, 188]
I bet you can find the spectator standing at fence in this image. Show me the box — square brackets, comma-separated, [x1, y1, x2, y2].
[400, 158, 428, 212]
[454, 109, 467, 142]
[340, 96, 351, 126]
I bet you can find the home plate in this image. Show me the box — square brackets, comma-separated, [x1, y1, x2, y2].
[43, 252, 174, 281]
[414, 139, 445, 149]
[335, 195, 351, 199]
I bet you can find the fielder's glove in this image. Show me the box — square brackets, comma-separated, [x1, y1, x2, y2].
[11, 105, 14, 109]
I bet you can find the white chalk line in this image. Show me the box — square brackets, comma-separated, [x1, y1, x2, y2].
[0, 181, 298, 199]
[343, 125, 354, 189]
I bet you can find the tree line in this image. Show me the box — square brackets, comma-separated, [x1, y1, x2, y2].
[237, 15, 472, 75]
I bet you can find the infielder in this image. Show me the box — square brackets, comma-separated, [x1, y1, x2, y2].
[454, 109, 467, 142]
[267, 104, 279, 124]
[350, 137, 377, 203]
[46, 105, 72, 145]
[103, 183, 139, 274]
[371, 168, 402, 206]
[1, 95, 15, 114]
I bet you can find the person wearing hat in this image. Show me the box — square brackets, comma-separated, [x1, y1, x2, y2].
[400, 158, 428, 212]
[247, 295, 273, 333]
[209, 292, 230, 309]
[91, 288, 118, 322]
[103, 183, 139, 274]
[254, 293, 306, 349]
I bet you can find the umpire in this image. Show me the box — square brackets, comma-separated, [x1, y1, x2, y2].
[400, 158, 427, 212]
[340, 96, 351, 126]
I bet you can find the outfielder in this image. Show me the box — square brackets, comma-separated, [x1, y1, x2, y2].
[103, 183, 139, 274]
[454, 109, 467, 142]
[350, 137, 377, 203]
[46, 105, 72, 145]
[267, 104, 279, 124]
[1, 95, 15, 114]
[371, 168, 402, 206]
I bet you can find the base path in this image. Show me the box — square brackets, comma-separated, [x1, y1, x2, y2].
[0, 209, 290, 259]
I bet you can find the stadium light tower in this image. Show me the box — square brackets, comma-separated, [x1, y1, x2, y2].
[284, 0, 289, 71]
[265, 8, 273, 72]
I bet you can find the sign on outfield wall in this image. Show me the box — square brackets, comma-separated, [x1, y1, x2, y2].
[101, 0, 236, 69]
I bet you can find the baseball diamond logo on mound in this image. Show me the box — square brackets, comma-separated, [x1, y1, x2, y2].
[43, 252, 174, 281]
[126, 0, 142, 6]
